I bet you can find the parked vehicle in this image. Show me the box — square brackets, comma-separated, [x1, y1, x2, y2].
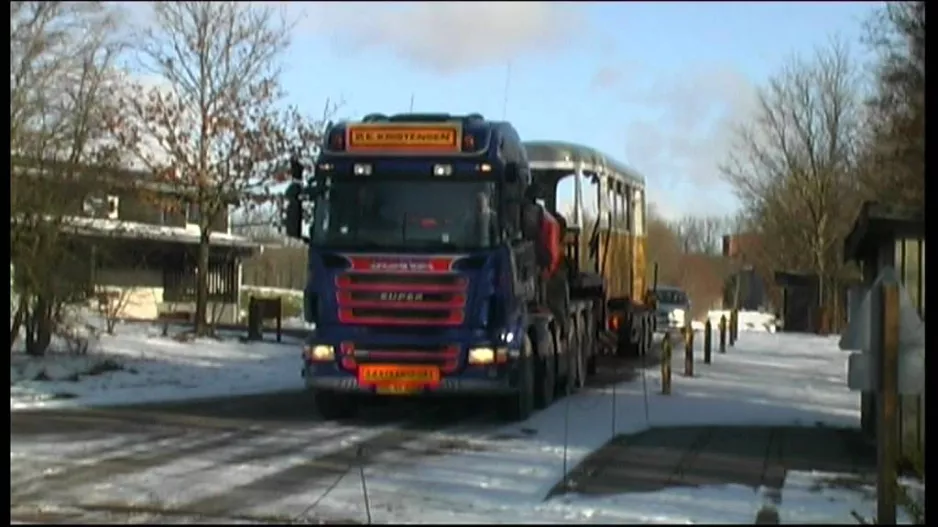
[653, 285, 690, 333]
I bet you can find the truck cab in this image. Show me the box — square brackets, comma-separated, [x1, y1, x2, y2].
[283, 113, 545, 421]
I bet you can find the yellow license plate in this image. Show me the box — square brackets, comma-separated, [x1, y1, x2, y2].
[376, 384, 421, 396]
[358, 364, 440, 384]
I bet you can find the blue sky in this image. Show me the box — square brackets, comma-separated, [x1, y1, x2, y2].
[126, 1, 881, 221]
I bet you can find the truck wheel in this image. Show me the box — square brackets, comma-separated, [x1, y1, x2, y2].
[497, 336, 534, 422]
[615, 314, 636, 358]
[534, 334, 556, 410]
[313, 390, 358, 421]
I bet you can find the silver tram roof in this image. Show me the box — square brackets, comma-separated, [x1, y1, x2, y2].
[523, 140, 645, 189]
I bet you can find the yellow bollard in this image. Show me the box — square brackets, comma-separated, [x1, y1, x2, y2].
[661, 334, 672, 395]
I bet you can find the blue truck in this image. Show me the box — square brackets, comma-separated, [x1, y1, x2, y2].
[282, 112, 655, 421]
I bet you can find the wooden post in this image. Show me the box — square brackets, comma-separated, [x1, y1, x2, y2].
[247, 297, 262, 341]
[719, 315, 727, 353]
[704, 319, 712, 364]
[276, 298, 283, 343]
[661, 334, 672, 395]
[683, 325, 694, 377]
[876, 283, 900, 525]
[729, 309, 738, 346]
[733, 308, 740, 341]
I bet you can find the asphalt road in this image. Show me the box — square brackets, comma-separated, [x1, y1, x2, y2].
[11, 351, 654, 524]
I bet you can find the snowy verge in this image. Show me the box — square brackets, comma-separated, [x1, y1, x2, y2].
[11, 318, 304, 411]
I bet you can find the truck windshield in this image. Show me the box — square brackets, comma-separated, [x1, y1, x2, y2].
[657, 290, 688, 305]
[311, 179, 498, 250]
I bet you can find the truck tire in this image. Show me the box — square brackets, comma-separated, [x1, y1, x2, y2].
[534, 332, 556, 410]
[615, 312, 638, 358]
[497, 336, 534, 422]
[312, 389, 358, 421]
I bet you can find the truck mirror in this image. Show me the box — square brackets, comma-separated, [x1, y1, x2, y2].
[290, 156, 304, 182]
[283, 182, 303, 239]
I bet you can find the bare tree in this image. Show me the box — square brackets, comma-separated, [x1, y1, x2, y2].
[644, 203, 685, 287]
[857, 1, 924, 210]
[112, 2, 321, 335]
[230, 202, 282, 240]
[94, 286, 135, 335]
[721, 39, 864, 320]
[10, 1, 128, 355]
[672, 215, 727, 255]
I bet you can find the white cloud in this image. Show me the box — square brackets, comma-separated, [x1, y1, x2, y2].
[611, 64, 760, 217]
[304, 2, 585, 74]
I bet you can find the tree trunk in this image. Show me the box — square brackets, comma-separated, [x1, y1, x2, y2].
[25, 295, 54, 357]
[194, 229, 211, 336]
[10, 295, 27, 351]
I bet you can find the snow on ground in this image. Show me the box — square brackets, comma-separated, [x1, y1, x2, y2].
[11, 318, 305, 411]
[21, 330, 897, 524]
[13, 322, 908, 523]
[284, 331, 867, 524]
[700, 309, 779, 333]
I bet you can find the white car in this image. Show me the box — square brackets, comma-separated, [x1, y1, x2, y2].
[654, 286, 690, 333]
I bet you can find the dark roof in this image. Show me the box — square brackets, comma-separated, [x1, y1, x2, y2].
[843, 201, 925, 262]
[523, 140, 645, 187]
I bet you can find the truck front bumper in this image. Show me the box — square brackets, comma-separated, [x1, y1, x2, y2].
[301, 364, 521, 397]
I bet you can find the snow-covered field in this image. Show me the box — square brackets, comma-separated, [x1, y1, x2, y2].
[692, 309, 779, 333]
[11, 320, 305, 411]
[12, 324, 911, 524]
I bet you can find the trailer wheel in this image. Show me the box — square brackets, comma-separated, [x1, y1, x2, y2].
[497, 336, 534, 422]
[534, 333, 556, 410]
[312, 390, 358, 421]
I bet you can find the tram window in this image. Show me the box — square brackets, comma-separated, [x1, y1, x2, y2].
[633, 188, 645, 236]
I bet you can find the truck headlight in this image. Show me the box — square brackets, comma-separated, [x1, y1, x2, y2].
[304, 344, 335, 361]
[432, 164, 453, 176]
[468, 346, 508, 365]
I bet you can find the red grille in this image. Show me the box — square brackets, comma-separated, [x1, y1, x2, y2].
[336, 272, 467, 326]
